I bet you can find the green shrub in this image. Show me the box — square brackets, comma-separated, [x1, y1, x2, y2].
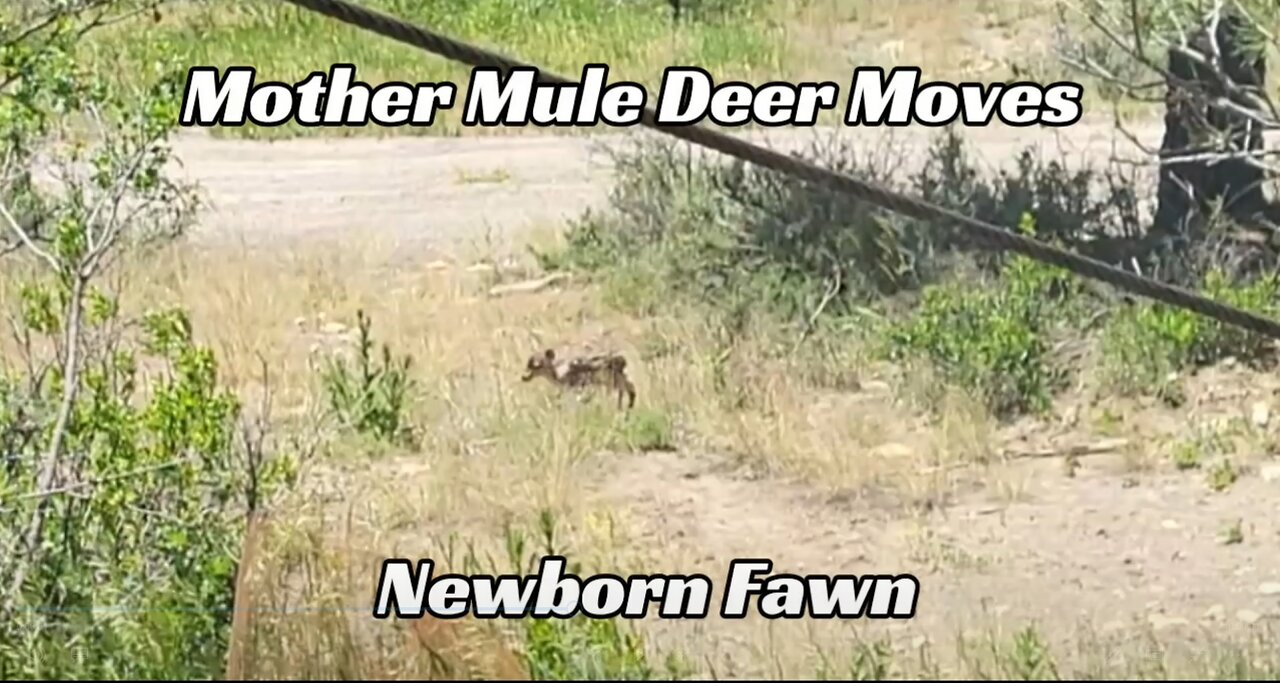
[0, 4, 295, 676]
[543, 131, 1139, 334]
[318, 309, 417, 447]
[1100, 269, 1280, 397]
[540, 135, 946, 329]
[512, 514, 659, 681]
[884, 214, 1082, 418]
[0, 295, 296, 679]
[611, 407, 675, 452]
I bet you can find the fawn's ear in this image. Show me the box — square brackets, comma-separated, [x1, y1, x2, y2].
[543, 348, 555, 361]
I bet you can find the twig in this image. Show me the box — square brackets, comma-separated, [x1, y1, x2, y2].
[1002, 438, 1131, 460]
[0, 454, 196, 510]
[1, 272, 87, 615]
[0, 200, 58, 271]
[789, 267, 842, 356]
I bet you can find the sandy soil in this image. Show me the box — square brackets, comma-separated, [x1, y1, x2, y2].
[169, 118, 1280, 674]
[171, 116, 1177, 250]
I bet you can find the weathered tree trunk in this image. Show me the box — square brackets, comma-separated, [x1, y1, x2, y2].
[1205, 12, 1270, 222]
[1152, 11, 1273, 242]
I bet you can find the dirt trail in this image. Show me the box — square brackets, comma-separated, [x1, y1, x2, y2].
[588, 443, 1280, 674]
[170, 117, 1170, 251]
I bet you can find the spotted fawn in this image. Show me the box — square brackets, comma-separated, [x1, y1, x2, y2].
[520, 348, 637, 410]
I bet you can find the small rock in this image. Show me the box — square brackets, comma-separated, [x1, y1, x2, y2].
[1062, 405, 1080, 427]
[1161, 519, 1181, 530]
[488, 273, 571, 297]
[320, 322, 349, 336]
[1252, 401, 1271, 429]
[1147, 614, 1189, 631]
[880, 39, 905, 61]
[1204, 604, 1226, 621]
[1223, 356, 1239, 368]
[1100, 619, 1127, 634]
[292, 316, 308, 329]
[1261, 464, 1280, 482]
[860, 380, 892, 394]
[425, 259, 452, 270]
[1258, 582, 1280, 596]
[870, 443, 914, 459]
[1237, 609, 1262, 625]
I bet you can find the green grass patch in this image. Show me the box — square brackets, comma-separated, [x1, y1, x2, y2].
[88, 0, 793, 139]
[1100, 269, 1280, 399]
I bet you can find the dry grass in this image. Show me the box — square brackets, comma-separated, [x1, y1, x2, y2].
[109, 233, 990, 502]
[0, 232, 987, 676]
[9, 229, 1280, 677]
[222, 505, 531, 680]
[787, 0, 1061, 79]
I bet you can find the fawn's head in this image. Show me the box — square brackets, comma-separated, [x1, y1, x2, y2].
[521, 348, 557, 382]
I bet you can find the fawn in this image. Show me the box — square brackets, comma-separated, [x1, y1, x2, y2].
[521, 348, 637, 410]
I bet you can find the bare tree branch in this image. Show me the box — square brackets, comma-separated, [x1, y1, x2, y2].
[0, 200, 58, 270]
[1, 271, 86, 615]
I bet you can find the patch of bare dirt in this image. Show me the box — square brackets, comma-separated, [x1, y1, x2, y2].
[585, 433, 1280, 673]
[170, 116, 1174, 252]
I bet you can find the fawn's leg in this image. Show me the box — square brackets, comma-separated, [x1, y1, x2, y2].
[622, 379, 636, 410]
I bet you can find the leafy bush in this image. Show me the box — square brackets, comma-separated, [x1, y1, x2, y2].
[543, 130, 1141, 333]
[884, 214, 1083, 418]
[1100, 269, 1280, 398]
[915, 133, 1143, 254]
[611, 407, 675, 452]
[0, 3, 294, 677]
[318, 309, 417, 446]
[542, 135, 940, 322]
[0, 301, 295, 678]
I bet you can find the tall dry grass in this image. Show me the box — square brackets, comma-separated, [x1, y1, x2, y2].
[76, 233, 988, 676]
[108, 234, 989, 502]
[6, 232, 1279, 678]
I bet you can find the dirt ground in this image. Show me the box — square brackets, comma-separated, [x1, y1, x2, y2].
[172, 115, 1177, 249]
[168, 117, 1280, 676]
